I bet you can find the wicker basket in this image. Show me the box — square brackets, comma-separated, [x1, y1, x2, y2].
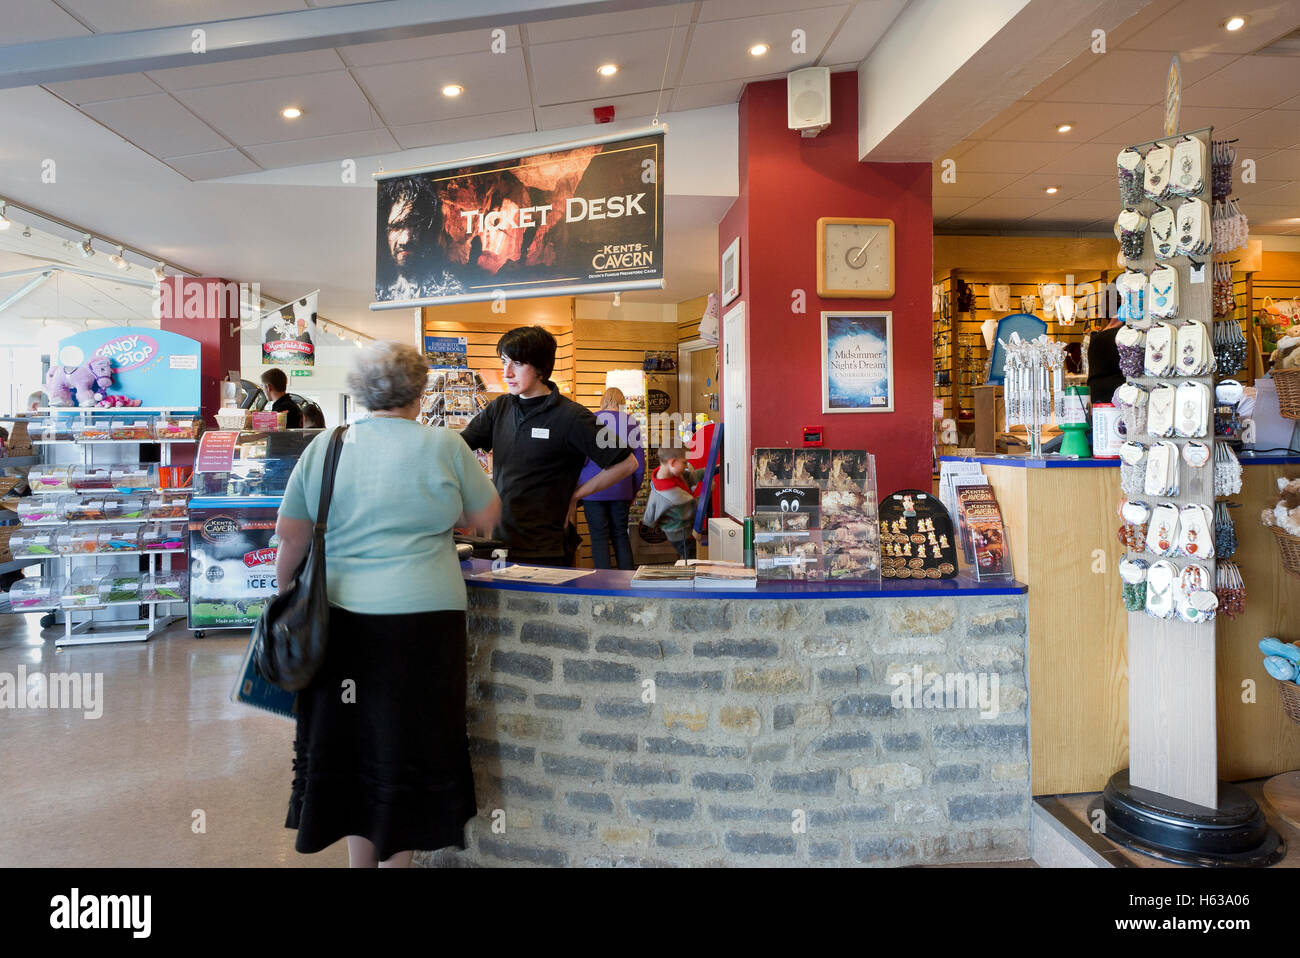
[1269, 524, 1300, 579]
[1275, 367, 1300, 420]
[1279, 679, 1300, 727]
[0, 476, 21, 497]
[215, 409, 249, 431]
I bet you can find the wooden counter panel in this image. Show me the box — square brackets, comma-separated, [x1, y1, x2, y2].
[987, 460, 1300, 794]
[985, 464, 1129, 795]
[1217, 463, 1300, 780]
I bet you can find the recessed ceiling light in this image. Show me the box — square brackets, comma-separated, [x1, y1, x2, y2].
[748, 43, 769, 56]
[597, 63, 618, 77]
[1056, 122, 1073, 133]
[442, 84, 464, 97]
[1224, 15, 1246, 31]
[1045, 186, 1060, 194]
[281, 107, 302, 119]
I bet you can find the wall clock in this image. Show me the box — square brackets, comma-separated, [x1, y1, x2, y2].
[817, 216, 895, 299]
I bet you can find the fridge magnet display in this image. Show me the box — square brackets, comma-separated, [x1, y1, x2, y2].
[260, 291, 318, 367]
[372, 127, 665, 308]
[879, 489, 957, 579]
[822, 311, 893, 412]
[753, 486, 822, 581]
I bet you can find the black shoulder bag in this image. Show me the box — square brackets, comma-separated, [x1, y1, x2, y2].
[253, 425, 348, 692]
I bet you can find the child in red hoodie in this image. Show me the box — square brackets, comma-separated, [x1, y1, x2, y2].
[643, 446, 699, 560]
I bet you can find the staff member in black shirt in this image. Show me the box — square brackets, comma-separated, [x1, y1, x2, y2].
[461, 326, 637, 567]
[1087, 316, 1125, 405]
[261, 368, 304, 429]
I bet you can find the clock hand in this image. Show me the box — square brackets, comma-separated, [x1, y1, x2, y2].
[846, 233, 878, 268]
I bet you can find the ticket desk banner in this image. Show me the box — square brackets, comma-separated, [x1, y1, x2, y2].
[372, 127, 664, 308]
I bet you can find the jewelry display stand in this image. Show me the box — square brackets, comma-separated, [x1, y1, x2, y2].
[1089, 125, 1284, 866]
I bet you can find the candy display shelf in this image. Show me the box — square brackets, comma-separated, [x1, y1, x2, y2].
[7, 405, 195, 646]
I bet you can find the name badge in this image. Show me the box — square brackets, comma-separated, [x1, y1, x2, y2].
[531, 427, 550, 439]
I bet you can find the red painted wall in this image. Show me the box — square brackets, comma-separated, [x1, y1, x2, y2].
[158, 277, 242, 434]
[720, 73, 933, 504]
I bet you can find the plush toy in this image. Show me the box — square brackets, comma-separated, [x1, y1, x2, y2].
[44, 358, 116, 407]
[1261, 475, 1300, 538]
[1269, 325, 1300, 371]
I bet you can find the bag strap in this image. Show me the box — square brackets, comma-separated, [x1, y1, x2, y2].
[314, 426, 349, 536]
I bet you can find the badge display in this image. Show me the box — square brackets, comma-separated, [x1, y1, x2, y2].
[879, 489, 957, 579]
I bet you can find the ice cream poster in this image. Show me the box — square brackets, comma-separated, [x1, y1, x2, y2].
[372, 127, 664, 308]
[821, 311, 894, 413]
[261, 291, 318, 366]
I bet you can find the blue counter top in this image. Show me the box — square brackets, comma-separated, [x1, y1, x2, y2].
[941, 452, 1300, 470]
[460, 559, 1026, 599]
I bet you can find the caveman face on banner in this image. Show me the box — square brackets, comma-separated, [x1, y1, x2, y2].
[262, 291, 318, 367]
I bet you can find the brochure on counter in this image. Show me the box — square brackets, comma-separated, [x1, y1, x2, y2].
[631, 560, 757, 589]
[467, 564, 595, 585]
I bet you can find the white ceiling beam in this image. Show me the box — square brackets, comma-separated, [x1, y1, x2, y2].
[857, 0, 1153, 161]
[0, 0, 683, 90]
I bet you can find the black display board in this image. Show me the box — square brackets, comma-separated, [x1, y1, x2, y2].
[878, 489, 957, 579]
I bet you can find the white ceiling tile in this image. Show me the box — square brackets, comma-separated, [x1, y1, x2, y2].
[44, 73, 162, 105]
[1246, 205, 1300, 230]
[983, 100, 1147, 143]
[147, 49, 345, 91]
[390, 110, 536, 150]
[700, 0, 848, 21]
[931, 170, 1024, 198]
[1182, 55, 1300, 109]
[166, 149, 260, 180]
[819, 0, 906, 64]
[244, 128, 399, 169]
[173, 71, 374, 146]
[1281, 93, 1300, 111]
[991, 172, 1110, 199]
[0, 0, 92, 42]
[536, 92, 663, 130]
[1042, 50, 1237, 105]
[1119, 0, 1300, 56]
[670, 79, 748, 112]
[526, 4, 693, 44]
[959, 100, 1035, 143]
[1086, 105, 1258, 145]
[1035, 141, 1136, 176]
[529, 26, 689, 106]
[82, 93, 230, 157]
[56, 0, 305, 32]
[679, 7, 848, 85]
[1215, 110, 1300, 150]
[932, 195, 978, 220]
[352, 49, 529, 126]
[948, 140, 1076, 175]
[1246, 180, 1300, 206]
[337, 26, 521, 67]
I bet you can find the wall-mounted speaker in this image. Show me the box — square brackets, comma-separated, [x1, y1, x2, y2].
[787, 67, 830, 137]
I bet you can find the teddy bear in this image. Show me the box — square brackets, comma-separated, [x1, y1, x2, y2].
[1262, 475, 1300, 538]
[1269, 325, 1300, 371]
[45, 358, 116, 407]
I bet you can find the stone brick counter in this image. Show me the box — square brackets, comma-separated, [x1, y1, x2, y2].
[419, 566, 1030, 868]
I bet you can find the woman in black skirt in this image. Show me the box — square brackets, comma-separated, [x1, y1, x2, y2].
[275, 341, 500, 867]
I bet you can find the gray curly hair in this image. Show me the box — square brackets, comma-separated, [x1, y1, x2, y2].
[346, 340, 428, 411]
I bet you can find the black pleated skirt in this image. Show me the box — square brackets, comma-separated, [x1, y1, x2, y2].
[285, 606, 476, 860]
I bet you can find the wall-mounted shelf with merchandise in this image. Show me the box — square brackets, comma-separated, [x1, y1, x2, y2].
[5, 406, 196, 645]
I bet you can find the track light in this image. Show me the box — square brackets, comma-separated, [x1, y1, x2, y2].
[0, 202, 9, 231]
[153, 263, 166, 282]
[80, 234, 94, 258]
[110, 246, 129, 269]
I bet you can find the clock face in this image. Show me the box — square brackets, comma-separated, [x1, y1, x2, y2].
[819, 218, 893, 298]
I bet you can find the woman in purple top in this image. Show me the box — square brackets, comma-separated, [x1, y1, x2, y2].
[579, 388, 645, 569]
